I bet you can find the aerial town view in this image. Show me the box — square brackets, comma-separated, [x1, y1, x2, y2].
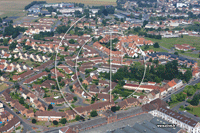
[0, 0, 200, 132]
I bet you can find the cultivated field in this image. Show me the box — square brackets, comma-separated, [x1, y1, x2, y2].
[0, 0, 116, 17]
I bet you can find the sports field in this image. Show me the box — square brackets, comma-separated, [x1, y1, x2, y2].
[0, 0, 116, 17]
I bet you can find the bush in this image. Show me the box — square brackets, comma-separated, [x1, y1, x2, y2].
[90, 110, 98, 117]
[32, 119, 36, 124]
[180, 105, 184, 109]
[185, 106, 191, 111]
[59, 118, 67, 124]
[153, 42, 159, 48]
[75, 115, 80, 121]
[187, 99, 192, 103]
[53, 120, 58, 125]
[48, 104, 53, 110]
[73, 97, 77, 101]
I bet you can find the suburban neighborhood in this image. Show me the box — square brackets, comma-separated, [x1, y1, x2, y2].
[0, 0, 200, 133]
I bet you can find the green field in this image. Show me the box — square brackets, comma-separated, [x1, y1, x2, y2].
[145, 36, 200, 50]
[141, 45, 168, 52]
[0, 0, 116, 17]
[180, 52, 199, 58]
[187, 106, 200, 117]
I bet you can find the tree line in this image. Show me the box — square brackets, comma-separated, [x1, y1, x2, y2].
[33, 32, 54, 40]
[101, 60, 192, 84]
[24, 1, 46, 10]
[3, 25, 27, 39]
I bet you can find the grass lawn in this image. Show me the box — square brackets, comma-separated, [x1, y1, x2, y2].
[144, 36, 200, 50]
[68, 119, 76, 123]
[36, 121, 46, 126]
[179, 52, 199, 58]
[187, 105, 200, 117]
[83, 99, 91, 104]
[0, 83, 9, 92]
[196, 60, 200, 66]
[141, 45, 168, 52]
[17, 59, 41, 68]
[134, 92, 145, 96]
[169, 101, 182, 109]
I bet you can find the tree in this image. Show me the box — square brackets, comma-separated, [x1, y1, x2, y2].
[69, 85, 73, 90]
[79, 78, 83, 82]
[186, 86, 195, 96]
[19, 98, 24, 104]
[25, 104, 29, 109]
[32, 119, 36, 124]
[48, 74, 51, 80]
[171, 94, 177, 103]
[153, 42, 159, 48]
[102, 19, 106, 26]
[74, 10, 82, 18]
[53, 120, 58, 125]
[143, 20, 148, 27]
[174, 52, 179, 55]
[190, 94, 200, 106]
[90, 110, 98, 117]
[111, 106, 117, 112]
[139, 14, 142, 20]
[73, 97, 77, 101]
[69, 39, 75, 44]
[59, 118, 67, 124]
[75, 115, 80, 121]
[102, 9, 108, 16]
[180, 105, 184, 109]
[9, 42, 17, 51]
[196, 83, 200, 89]
[58, 76, 62, 82]
[14, 83, 20, 89]
[45, 68, 50, 72]
[176, 92, 187, 102]
[48, 104, 53, 110]
[51, 85, 55, 90]
[184, 70, 192, 83]
[60, 81, 65, 87]
[144, 45, 149, 50]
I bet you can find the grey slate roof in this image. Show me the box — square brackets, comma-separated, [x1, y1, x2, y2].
[150, 117, 181, 133]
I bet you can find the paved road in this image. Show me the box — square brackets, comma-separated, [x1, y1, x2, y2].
[2, 101, 36, 133]
[64, 84, 89, 106]
[51, 20, 61, 32]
